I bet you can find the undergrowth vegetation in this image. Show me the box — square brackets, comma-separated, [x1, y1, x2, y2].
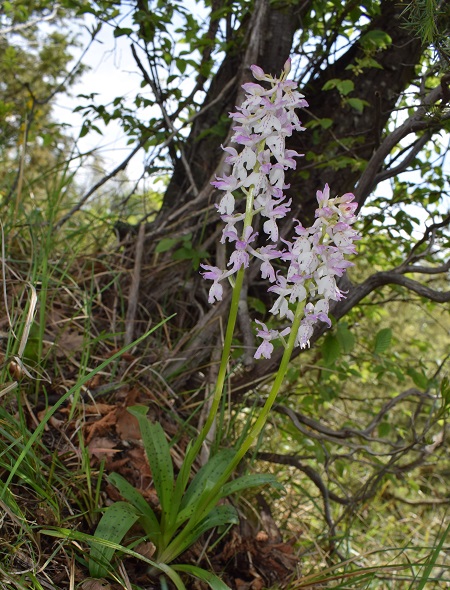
[1, 0, 450, 589]
[1, 171, 449, 589]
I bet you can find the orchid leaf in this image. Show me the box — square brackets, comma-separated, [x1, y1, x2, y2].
[220, 473, 283, 498]
[180, 448, 235, 510]
[172, 449, 235, 531]
[128, 406, 174, 526]
[89, 501, 139, 578]
[173, 564, 231, 590]
[108, 472, 161, 542]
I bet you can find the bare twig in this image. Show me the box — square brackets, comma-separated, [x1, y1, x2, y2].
[124, 223, 146, 346]
[0, 5, 60, 36]
[372, 130, 432, 185]
[131, 44, 199, 196]
[55, 137, 147, 230]
[397, 213, 450, 269]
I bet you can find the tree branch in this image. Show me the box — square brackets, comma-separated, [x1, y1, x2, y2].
[55, 137, 147, 230]
[355, 81, 447, 203]
[372, 130, 432, 185]
[0, 5, 60, 35]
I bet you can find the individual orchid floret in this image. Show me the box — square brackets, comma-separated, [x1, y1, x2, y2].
[220, 211, 246, 243]
[250, 64, 274, 82]
[268, 275, 295, 321]
[217, 192, 235, 216]
[248, 244, 283, 283]
[295, 302, 332, 349]
[227, 226, 257, 273]
[200, 264, 227, 304]
[254, 320, 290, 359]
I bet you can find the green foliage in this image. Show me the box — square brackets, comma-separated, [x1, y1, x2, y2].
[322, 78, 355, 96]
[156, 234, 209, 269]
[89, 501, 141, 578]
[373, 328, 392, 355]
[0, 0, 84, 205]
[359, 29, 393, 51]
[402, 0, 450, 65]
[90, 405, 280, 586]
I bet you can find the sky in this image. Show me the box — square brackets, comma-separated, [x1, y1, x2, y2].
[52, 15, 150, 186]
[52, 3, 207, 193]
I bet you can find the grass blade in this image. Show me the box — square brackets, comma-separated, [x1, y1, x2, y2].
[1, 318, 174, 497]
[413, 520, 450, 590]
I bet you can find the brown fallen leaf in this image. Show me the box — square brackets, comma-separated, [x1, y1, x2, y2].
[134, 541, 156, 560]
[115, 406, 142, 441]
[83, 403, 116, 415]
[85, 408, 117, 442]
[80, 580, 112, 590]
[88, 436, 119, 460]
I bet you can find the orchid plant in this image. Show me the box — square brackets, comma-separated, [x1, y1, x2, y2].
[198, 59, 360, 465]
[90, 60, 360, 589]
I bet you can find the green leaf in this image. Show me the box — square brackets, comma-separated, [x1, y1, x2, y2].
[336, 324, 355, 354]
[189, 505, 239, 541]
[89, 501, 139, 578]
[322, 78, 354, 96]
[441, 377, 450, 409]
[346, 97, 369, 113]
[360, 29, 392, 50]
[373, 328, 392, 355]
[180, 449, 235, 511]
[318, 117, 333, 129]
[336, 79, 354, 96]
[173, 564, 231, 590]
[321, 333, 341, 366]
[306, 118, 333, 130]
[176, 58, 186, 74]
[173, 449, 235, 529]
[322, 79, 338, 91]
[113, 27, 133, 37]
[169, 439, 196, 530]
[127, 407, 174, 526]
[378, 421, 391, 437]
[155, 237, 178, 253]
[79, 122, 90, 138]
[220, 473, 283, 498]
[406, 368, 429, 389]
[108, 472, 161, 542]
[163, 505, 238, 563]
[248, 296, 266, 314]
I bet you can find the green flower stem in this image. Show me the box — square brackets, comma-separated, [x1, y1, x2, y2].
[213, 297, 305, 491]
[191, 186, 256, 460]
[192, 264, 245, 458]
[164, 300, 305, 563]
